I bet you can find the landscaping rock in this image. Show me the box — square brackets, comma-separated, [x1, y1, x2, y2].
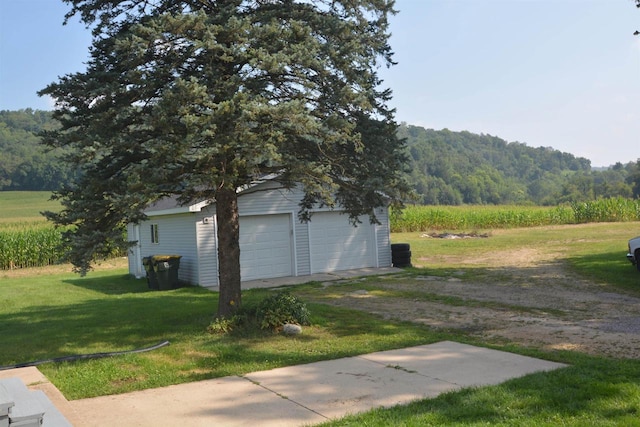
[282, 323, 302, 335]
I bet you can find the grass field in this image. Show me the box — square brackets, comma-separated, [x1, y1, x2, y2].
[0, 191, 59, 225]
[1, 260, 445, 400]
[3, 192, 640, 424]
[2, 220, 640, 425]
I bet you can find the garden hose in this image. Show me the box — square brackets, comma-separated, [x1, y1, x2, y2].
[0, 340, 170, 371]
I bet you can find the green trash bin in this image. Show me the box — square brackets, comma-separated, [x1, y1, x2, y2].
[142, 256, 159, 290]
[151, 255, 181, 290]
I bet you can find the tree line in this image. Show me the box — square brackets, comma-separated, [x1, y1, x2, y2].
[0, 109, 76, 191]
[399, 124, 640, 205]
[1, 109, 639, 206]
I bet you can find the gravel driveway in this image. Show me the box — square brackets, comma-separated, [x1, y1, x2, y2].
[305, 245, 640, 359]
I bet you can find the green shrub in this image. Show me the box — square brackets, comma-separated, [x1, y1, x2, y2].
[255, 291, 311, 330]
[207, 314, 248, 334]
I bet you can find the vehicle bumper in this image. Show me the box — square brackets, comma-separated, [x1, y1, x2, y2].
[627, 253, 636, 265]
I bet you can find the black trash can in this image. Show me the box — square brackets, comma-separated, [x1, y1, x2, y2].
[151, 255, 182, 290]
[391, 243, 411, 268]
[142, 256, 159, 290]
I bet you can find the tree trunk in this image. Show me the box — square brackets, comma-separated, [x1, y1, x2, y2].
[215, 187, 242, 318]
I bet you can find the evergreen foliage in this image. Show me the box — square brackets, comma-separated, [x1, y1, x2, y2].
[37, 0, 409, 318]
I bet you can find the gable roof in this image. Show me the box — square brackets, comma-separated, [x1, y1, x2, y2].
[144, 174, 283, 217]
[144, 196, 210, 217]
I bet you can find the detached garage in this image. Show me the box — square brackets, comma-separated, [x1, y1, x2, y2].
[127, 180, 392, 289]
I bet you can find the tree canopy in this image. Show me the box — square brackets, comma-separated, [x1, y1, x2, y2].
[398, 124, 617, 206]
[4, 110, 640, 207]
[0, 109, 76, 190]
[39, 0, 409, 317]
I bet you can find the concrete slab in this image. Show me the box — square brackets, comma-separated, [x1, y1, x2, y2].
[360, 341, 568, 388]
[246, 342, 566, 420]
[22, 341, 566, 427]
[70, 375, 326, 427]
[0, 367, 48, 386]
[242, 267, 402, 289]
[245, 356, 457, 420]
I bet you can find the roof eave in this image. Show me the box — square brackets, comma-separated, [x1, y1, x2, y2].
[145, 200, 209, 217]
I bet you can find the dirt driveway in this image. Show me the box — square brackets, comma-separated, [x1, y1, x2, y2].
[305, 246, 640, 359]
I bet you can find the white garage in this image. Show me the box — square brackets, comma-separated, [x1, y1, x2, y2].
[127, 180, 392, 289]
[239, 214, 293, 281]
[309, 212, 376, 273]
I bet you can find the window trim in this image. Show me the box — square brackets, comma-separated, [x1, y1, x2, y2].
[150, 224, 159, 244]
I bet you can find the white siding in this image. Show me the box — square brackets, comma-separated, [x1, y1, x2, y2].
[375, 207, 393, 268]
[127, 180, 392, 288]
[308, 212, 376, 273]
[195, 208, 219, 289]
[237, 182, 302, 214]
[294, 220, 310, 276]
[136, 213, 199, 285]
[126, 223, 144, 278]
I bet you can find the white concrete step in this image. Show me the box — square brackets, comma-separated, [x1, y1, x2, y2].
[0, 378, 43, 427]
[0, 378, 71, 427]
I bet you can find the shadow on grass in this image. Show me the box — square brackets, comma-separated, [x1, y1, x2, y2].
[0, 283, 217, 364]
[408, 246, 640, 296]
[64, 273, 151, 295]
[1, 273, 437, 370]
[564, 248, 640, 294]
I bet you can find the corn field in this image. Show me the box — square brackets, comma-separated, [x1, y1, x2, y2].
[571, 197, 640, 224]
[0, 223, 67, 270]
[3, 196, 640, 270]
[391, 197, 640, 232]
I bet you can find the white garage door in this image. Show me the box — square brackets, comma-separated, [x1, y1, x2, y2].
[309, 212, 376, 273]
[239, 214, 293, 281]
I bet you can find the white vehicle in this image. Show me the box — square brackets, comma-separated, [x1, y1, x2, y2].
[627, 236, 640, 271]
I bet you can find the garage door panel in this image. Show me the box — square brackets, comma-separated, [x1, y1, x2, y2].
[240, 214, 292, 281]
[309, 212, 375, 273]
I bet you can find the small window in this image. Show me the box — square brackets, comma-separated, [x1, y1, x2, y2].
[150, 224, 159, 244]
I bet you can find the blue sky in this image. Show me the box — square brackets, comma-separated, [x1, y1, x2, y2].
[1, 0, 639, 167]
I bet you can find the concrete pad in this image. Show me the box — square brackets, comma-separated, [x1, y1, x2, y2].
[245, 342, 566, 421]
[70, 375, 325, 427]
[360, 341, 568, 387]
[242, 267, 402, 290]
[0, 367, 48, 386]
[34, 341, 566, 426]
[245, 356, 457, 420]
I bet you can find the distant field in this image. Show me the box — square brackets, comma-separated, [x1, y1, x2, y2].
[391, 198, 640, 232]
[0, 191, 59, 225]
[0, 192, 63, 269]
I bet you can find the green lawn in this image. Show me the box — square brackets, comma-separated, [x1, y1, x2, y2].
[0, 191, 58, 225]
[320, 355, 640, 426]
[2, 222, 640, 425]
[0, 262, 447, 400]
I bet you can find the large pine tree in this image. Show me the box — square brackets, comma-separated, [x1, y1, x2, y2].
[40, 0, 409, 318]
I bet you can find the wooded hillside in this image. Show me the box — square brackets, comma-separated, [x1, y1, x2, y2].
[0, 109, 76, 191]
[399, 124, 639, 205]
[1, 110, 638, 205]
